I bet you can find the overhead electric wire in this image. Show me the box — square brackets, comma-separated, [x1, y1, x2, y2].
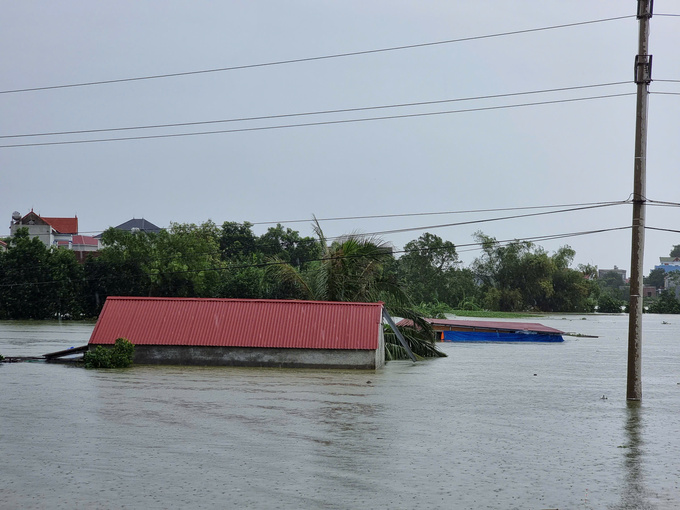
[251, 199, 629, 226]
[647, 199, 680, 207]
[455, 226, 631, 254]
[646, 226, 680, 234]
[0, 15, 635, 95]
[0, 81, 630, 140]
[324, 202, 628, 239]
[72, 199, 630, 239]
[0, 92, 636, 149]
[65, 198, 629, 239]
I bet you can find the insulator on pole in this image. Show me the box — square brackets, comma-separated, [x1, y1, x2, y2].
[634, 54, 653, 84]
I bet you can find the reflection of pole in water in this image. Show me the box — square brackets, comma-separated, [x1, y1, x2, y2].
[620, 402, 649, 509]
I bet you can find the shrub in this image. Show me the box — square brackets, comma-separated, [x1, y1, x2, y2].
[597, 292, 625, 313]
[647, 290, 680, 314]
[84, 338, 135, 368]
[413, 301, 456, 319]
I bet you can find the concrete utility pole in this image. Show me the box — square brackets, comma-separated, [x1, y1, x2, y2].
[627, 0, 653, 401]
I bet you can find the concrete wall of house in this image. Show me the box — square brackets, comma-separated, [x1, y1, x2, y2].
[129, 345, 384, 369]
[11, 223, 53, 247]
[375, 325, 385, 369]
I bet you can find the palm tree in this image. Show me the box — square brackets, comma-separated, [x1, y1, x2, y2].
[268, 219, 445, 359]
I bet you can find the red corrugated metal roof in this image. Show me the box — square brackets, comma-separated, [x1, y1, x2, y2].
[43, 216, 78, 234]
[396, 317, 563, 335]
[89, 297, 384, 350]
[71, 235, 98, 246]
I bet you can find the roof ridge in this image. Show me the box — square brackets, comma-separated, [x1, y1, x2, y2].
[105, 296, 384, 306]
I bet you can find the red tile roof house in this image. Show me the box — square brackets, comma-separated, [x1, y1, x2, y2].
[88, 297, 397, 369]
[10, 210, 78, 248]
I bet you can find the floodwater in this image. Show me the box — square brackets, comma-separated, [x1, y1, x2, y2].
[1, 315, 679, 509]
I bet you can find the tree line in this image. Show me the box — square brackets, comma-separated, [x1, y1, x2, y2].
[1, 221, 677, 322]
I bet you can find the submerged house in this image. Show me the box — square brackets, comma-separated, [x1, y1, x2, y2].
[88, 297, 390, 369]
[397, 317, 564, 343]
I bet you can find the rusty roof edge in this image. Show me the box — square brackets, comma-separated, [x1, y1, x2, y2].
[103, 296, 385, 307]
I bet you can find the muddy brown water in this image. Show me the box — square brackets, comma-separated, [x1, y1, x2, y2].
[1, 315, 679, 509]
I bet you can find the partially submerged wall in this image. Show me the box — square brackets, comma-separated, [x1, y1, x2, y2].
[131, 344, 384, 369]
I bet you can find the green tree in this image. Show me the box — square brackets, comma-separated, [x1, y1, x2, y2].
[644, 267, 666, 289]
[597, 292, 625, 313]
[146, 221, 222, 297]
[218, 256, 271, 299]
[543, 247, 596, 312]
[597, 270, 628, 302]
[647, 289, 680, 314]
[670, 245, 680, 258]
[472, 232, 594, 312]
[49, 247, 86, 317]
[398, 233, 478, 308]
[87, 221, 223, 307]
[258, 224, 321, 268]
[0, 229, 84, 319]
[219, 221, 258, 260]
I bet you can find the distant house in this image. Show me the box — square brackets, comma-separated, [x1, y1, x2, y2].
[110, 218, 162, 234]
[655, 256, 680, 274]
[598, 266, 627, 281]
[0, 240, 7, 252]
[642, 285, 657, 298]
[94, 218, 162, 245]
[9, 210, 78, 248]
[89, 297, 389, 369]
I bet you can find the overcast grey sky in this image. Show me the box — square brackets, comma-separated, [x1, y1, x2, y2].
[2, 1, 679, 274]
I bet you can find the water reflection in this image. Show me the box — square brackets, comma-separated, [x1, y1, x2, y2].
[617, 401, 651, 510]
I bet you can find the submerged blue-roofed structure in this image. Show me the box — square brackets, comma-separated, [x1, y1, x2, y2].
[397, 317, 564, 343]
[442, 329, 563, 343]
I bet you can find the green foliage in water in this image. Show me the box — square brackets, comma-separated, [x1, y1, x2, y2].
[647, 290, 680, 314]
[412, 301, 457, 319]
[84, 338, 135, 368]
[597, 292, 625, 313]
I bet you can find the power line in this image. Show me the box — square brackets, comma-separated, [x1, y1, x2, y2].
[455, 226, 631, 254]
[0, 82, 630, 140]
[647, 199, 680, 207]
[646, 226, 680, 234]
[0, 15, 635, 95]
[0, 92, 636, 149]
[118, 201, 630, 246]
[69, 199, 628, 237]
[252, 199, 629, 226]
[345, 202, 627, 239]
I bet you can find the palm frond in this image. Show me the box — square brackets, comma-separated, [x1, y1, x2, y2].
[266, 256, 315, 300]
